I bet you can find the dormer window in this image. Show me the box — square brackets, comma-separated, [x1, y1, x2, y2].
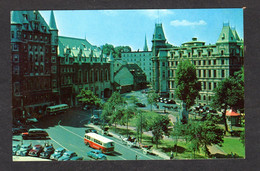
[222, 34, 225, 40]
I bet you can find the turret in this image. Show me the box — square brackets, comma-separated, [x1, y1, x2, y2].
[49, 10, 58, 46]
[152, 23, 167, 56]
[143, 35, 149, 51]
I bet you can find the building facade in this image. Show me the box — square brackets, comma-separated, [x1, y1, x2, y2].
[11, 11, 60, 120]
[152, 23, 244, 105]
[11, 10, 113, 120]
[121, 36, 153, 83]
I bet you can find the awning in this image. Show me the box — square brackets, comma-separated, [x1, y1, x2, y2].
[226, 110, 240, 116]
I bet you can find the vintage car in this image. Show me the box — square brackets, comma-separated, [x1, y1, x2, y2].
[87, 150, 107, 160]
[28, 144, 44, 157]
[58, 151, 79, 161]
[39, 144, 55, 159]
[50, 147, 66, 160]
[12, 144, 21, 156]
[16, 144, 32, 156]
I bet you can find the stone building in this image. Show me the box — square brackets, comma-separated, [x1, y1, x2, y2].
[11, 10, 60, 120]
[121, 36, 153, 83]
[11, 10, 113, 120]
[152, 23, 244, 105]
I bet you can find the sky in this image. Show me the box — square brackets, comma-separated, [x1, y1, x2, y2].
[39, 9, 243, 51]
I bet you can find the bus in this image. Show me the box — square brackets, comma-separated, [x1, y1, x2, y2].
[84, 133, 114, 154]
[46, 104, 69, 115]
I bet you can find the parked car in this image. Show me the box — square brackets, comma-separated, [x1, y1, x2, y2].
[165, 99, 176, 104]
[135, 102, 146, 107]
[28, 144, 44, 157]
[16, 144, 32, 156]
[70, 156, 84, 161]
[22, 128, 49, 140]
[12, 127, 28, 135]
[50, 147, 66, 160]
[26, 118, 38, 124]
[87, 150, 107, 160]
[85, 128, 98, 134]
[39, 144, 55, 159]
[58, 151, 78, 161]
[206, 109, 217, 114]
[12, 144, 21, 155]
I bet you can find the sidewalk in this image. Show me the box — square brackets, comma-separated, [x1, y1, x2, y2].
[87, 123, 171, 160]
[13, 156, 52, 162]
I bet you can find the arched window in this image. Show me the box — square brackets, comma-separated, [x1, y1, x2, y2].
[100, 70, 103, 82]
[95, 69, 99, 82]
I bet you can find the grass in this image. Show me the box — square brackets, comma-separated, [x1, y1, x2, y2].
[220, 137, 245, 158]
[111, 127, 207, 159]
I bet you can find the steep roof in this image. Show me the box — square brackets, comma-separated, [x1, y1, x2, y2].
[11, 11, 22, 25]
[217, 23, 238, 43]
[49, 10, 58, 30]
[115, 63, 146, 78]
[152, 23, 166, 41]
[231, 27, 241, 41]
[11, 11, 50, 33]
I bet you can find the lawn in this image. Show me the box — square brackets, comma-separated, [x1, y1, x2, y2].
[221, 137, 245, 158]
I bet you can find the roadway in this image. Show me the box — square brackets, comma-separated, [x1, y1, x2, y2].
[13, 102, 163, 161]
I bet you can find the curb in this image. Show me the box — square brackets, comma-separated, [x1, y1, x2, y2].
[86, 124, 170, 160]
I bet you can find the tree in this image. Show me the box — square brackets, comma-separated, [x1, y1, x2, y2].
[121, 106, 137, 137]
[184, 115, 224, 158]
[147, 90, 159, 111]
[77, 89, 101, 116]
[211, 67, 244, 133]
[171, 122, 186, 156]
[147, 115, 171, 148]
[114, 46, 131, 58]
[101, 91, 126, 129]
[102, 44, 131, 59]
[175, 59, 201, 109]
[240, 129, 245, 146]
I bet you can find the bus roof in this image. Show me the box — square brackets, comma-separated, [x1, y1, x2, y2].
[85, 133, 114, 143]
[47, 104, 68, 109]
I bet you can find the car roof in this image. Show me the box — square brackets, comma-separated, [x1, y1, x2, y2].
[64, 151, 75, 154]
[34, 144, 42, 147]
[28, 128, 45, 131]
[21, 144, 31, 147]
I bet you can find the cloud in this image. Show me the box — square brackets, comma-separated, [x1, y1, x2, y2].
[141, 9, 174, 19]
[101, 10, 118, 16]
[170, 20, 207, 26]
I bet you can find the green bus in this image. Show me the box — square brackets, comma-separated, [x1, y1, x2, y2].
[46, 104, 69, 115]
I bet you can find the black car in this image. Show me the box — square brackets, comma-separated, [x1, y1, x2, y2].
[39, 144, 55, 159]
[165, 99, 176, 104]
[135, 103, 146, 107]
[12, 127, 28, 135]
[85, 128, 98, 134]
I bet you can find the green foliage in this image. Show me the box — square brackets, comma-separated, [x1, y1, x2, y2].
[175, 59, 201, 109]
[179, 114, 224, 158]
[147, 115, 171, 148]
[240, 129, 245, 146]
[102, 44, 131, 59]
[101, 91, 126, 127]
[211, 67, 244, 132]
[147, 90, 159, 111]
[77, 89, 101, 108]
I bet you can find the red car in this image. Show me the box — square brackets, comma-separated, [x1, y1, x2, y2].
[28, 144, 44, 157]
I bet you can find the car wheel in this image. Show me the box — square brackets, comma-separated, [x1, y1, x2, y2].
[86, 142, 90, 147]
[100, 157, 106, 160]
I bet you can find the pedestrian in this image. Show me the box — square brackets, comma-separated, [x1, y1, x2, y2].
[136, 154, 138, 160]
[170, 151, 174, 160]
[231, 152, 234, 158]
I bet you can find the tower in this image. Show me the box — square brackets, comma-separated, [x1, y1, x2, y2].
[143, 35, 148, 51]
[49, 10, 60, 103]
[151, 23, 167, 93]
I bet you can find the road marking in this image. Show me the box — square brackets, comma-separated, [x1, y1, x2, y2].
[49, 136, 69, 151]
[58, 120, 153, 160]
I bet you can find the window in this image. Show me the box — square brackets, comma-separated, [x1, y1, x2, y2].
[208, 60, 211, 65]
[162, 62, 165, 67]
[222, 59, 225, 65]
[51, 66, 56, 73]
[203, 60, 206, 65]
[198, 51, 201, 57]
[221, 50, 224, 56]
[214, 60, 216, 65]
[208, 70, 211, 78]
[203, 70, 206, 77]
[208, 51, 211, 56]
[213, 70, 216, 78]
[11, 31, 14, 38]
[209, 82, 211, 90]
[222, 70, 225, 77]
[13, 55, 19, 62]
[51, 56, 56, 63]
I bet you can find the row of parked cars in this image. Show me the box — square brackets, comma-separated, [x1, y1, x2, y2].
[13, 143, 83, 161]
[157, 97, 176, 104]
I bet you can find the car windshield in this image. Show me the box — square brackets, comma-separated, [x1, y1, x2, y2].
[33, 146, 40, 150]
[64, 153, 70, 157]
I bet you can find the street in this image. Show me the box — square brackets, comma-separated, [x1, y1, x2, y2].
[13, 91, 165, 161]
